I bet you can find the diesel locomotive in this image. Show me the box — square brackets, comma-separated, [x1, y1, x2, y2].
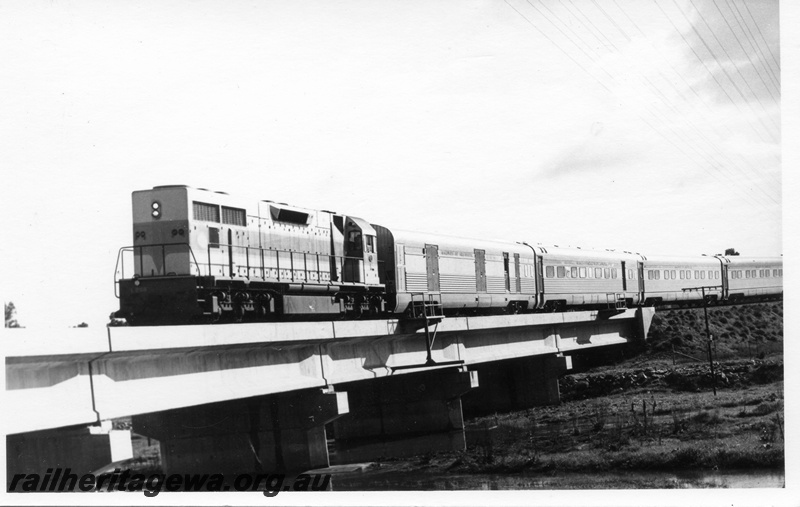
[113, 185, 783, 325]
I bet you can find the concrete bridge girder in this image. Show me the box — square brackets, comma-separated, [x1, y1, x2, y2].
[6, 308, 655, 479]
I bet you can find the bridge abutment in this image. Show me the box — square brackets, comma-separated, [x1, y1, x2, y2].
[131, 387, 347, 475]
[330, 367, 477, 463]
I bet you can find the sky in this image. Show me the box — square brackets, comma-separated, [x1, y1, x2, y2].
[0, 0, 790, 329]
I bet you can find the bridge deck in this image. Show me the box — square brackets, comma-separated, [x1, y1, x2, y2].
[5, 309, 652, 434]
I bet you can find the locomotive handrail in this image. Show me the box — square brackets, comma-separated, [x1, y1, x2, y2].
[202, 241, 379, 286]
[113, 243, 204, 297]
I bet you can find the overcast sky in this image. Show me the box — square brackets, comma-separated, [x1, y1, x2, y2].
[0, 0, 789, 329]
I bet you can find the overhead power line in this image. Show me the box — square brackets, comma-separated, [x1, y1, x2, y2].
[502, 0, 780, 211]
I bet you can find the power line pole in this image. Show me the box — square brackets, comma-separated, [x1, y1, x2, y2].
[683, 285, 722, 396]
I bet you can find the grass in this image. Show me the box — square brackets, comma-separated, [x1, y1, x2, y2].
[646, 301, 783, 360]
[456, 375, 784, 476]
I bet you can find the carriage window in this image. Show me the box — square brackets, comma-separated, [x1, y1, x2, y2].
[557, 266, 566, 278]
[579, 267, 586, 278]
[595, 268, 602, 278]
[745, 271, 750, 278]
[603, 268, 610, 279]
[546, 266, 555, 278]
[610, 268, 616, 279]
[571, 267, 578, 278]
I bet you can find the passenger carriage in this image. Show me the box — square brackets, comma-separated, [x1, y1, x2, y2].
[721, 256, 783, 301]
[640, 255, 724, 306]
[376, 229, 539, 315]
[537, 247, 645, 311]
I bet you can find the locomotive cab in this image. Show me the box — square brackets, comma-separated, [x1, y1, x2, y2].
[343, 217, 380, 285]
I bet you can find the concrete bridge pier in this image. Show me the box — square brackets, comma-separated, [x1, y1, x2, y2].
[330, 367, 478, 463]
[6, 422, 133, 489]
[132, 387, 347, 475]
[461, 354, 571, 416]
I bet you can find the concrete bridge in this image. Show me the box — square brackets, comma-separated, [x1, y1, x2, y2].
[5, 308, 654, 481]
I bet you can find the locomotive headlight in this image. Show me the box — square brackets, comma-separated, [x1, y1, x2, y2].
[151, 201, 161, 219]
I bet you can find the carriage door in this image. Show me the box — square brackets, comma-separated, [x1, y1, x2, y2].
[637, 261, 645, 303]
[721, 263, 729, 300]
[503, 252, 511, 291]
[514, 254, 521, 292]
[474, 249, 487, 292]
[425, 244, 440, 292]
[621, 261, 627, 291]
[535, 255, 545, 308]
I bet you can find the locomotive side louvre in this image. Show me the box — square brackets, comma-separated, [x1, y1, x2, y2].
[255, 200, 334, 284]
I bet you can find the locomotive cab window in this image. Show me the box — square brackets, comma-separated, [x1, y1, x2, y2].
[365, 235, 375, 254]
[348, 231, 362, 252]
